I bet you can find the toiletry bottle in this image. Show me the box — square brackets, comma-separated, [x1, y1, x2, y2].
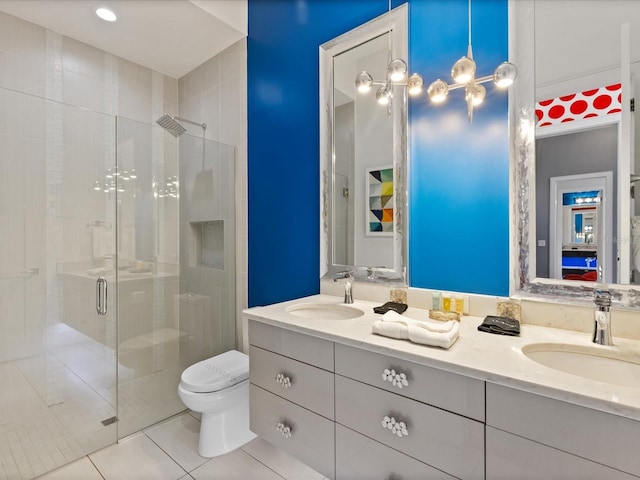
[454, 294, 464, 315]
[442, 292, 451, 312]
[432, 291, 441, 310]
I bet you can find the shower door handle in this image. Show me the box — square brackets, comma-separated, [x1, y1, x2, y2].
[96, 277, 108, 315]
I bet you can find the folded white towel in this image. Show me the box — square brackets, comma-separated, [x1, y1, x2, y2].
[407, 322, 459, 349]
[372, 320, 409, 340]
[373, 310, 459, 349]
[382, 310, 454, 333]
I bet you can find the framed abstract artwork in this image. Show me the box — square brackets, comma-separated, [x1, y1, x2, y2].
[366, 165, 394, 236]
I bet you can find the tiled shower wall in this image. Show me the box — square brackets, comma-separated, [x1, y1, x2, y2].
[0, 10, 248, 356]
[178, 39, 248, 350]
[0, 11, 178, 124]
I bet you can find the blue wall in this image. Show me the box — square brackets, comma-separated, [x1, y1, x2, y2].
[248, 0, 509, 306]
[409, 0, 510, 296]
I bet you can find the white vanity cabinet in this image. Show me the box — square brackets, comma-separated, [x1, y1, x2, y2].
[334, 343, 484, 421]
[486, 383, 640, 479]
[248, 320, 335, 479]
[247, 319, 486, 480]
[334, 345, 485, 480]
[335, 423, 455, 480]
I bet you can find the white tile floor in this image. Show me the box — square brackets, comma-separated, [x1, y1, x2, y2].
[36, 412, 328, 480]
[0, 322, 186, 479]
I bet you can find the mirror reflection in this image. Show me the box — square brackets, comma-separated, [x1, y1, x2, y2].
[320, 5, 408, 283]
[332, 33, 394, 268]
[533, 0, 640, 286]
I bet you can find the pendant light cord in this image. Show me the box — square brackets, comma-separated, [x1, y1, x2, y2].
[387, 0, 392, 65]
[468, 0, 472, 47]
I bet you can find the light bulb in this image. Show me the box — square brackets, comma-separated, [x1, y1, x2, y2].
[466, 83, 486, 106]
[96, 7, 117, 22]
[427, 79, 449, 103]
[493, 62, 518, 88]
[376, 85, 390, 105]
[355, 71, 373, 93]
[407, 73, 424, 96]
[388, 59, 408, 82]
[451, 56, 476, 84]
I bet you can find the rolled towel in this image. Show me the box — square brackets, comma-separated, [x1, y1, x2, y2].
[372, 320, 409, 340]
[382, 310, 454, 333]
[407, 321, 459, 349]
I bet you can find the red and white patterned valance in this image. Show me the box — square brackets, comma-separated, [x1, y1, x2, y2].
[535, 84, 622, 127]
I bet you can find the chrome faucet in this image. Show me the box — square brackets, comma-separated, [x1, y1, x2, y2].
[334, 270, 354, 304]
[593, 288, 613, 346]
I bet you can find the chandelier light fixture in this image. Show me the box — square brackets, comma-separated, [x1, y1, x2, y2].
[425, 0, 517, 122]
[354, 0, 424, 108]
[355, 0, 517, 123]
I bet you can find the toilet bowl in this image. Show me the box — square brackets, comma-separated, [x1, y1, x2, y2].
[178, 350, 256, 457]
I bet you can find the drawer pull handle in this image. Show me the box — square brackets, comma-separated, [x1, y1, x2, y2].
[382, 368, 409, 389]
[275, 421, 292, 438]
[381, 415, 408, 438]
[275, 373, 292, 389]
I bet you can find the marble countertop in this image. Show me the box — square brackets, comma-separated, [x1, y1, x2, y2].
[244, 294, 640, 422]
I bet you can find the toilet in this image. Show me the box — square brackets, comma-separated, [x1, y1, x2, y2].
[178, 350, 256, 457]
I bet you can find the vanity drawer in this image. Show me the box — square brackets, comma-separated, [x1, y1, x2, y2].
[486, 426, 637, 480]
[487, 383, 640, 477]
[248, 320, 334, 371]
[335, 375, 484, 480]
[336, 423, 455, 480]
[335, 343, 484, 421]
[250, 384, 335, 479]
[249, 345, 334, 419]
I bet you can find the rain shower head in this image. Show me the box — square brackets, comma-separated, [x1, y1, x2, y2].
[156, 114, 206, 137]
[156, 114, 187, 137]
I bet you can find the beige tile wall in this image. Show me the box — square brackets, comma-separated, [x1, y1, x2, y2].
[0, 11, 252, 355]
[178, 39, 248, 352]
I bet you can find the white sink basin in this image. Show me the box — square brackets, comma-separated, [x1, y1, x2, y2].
[523, 343, 640, 388]
[285, 302, 364, 320]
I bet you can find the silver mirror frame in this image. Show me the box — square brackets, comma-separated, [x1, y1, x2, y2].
[320, 4, 408, 285]
[509, 0, 640, 309]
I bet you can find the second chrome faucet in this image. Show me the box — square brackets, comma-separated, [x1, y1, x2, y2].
[593, 288, 613, 346]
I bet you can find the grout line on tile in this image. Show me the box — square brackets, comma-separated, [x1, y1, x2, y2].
[142, 429, 192, 475]
[87, 455, 107, 480]
[143, 409, 192, 432]
[239, 447, 288, 480]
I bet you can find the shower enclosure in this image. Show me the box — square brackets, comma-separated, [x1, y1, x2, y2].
[0, 86, 237, 479]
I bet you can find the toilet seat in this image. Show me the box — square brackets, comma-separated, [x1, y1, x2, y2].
[180, 350, 249, 393]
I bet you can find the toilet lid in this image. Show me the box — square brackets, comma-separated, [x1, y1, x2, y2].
[180, 350, 249, 393]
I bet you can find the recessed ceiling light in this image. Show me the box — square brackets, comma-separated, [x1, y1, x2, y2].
[96, 7, 117, 22]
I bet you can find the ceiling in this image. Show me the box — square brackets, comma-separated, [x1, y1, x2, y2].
[0, 0, 247, 78]
[535, 0, 640, 87]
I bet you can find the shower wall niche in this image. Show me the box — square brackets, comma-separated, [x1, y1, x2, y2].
[191, 220, 225, 269]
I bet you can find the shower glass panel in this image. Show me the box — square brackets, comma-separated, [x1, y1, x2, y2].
[178, 132, 237, 371]
[0, 87, 118, 478]
[115, 118, 237, 438]
[0, 91, 238, 476]
[115, 117, 182, 438]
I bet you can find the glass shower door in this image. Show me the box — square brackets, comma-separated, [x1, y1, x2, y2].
[114, 117, 237, 437]
[0, 87, 118, 479]
[115, 117, 184, 437]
